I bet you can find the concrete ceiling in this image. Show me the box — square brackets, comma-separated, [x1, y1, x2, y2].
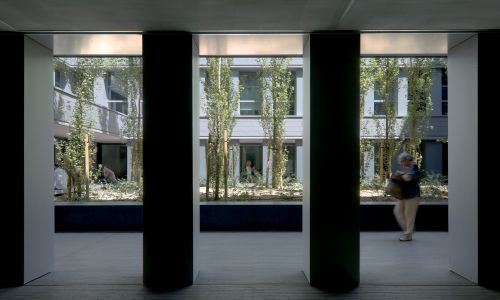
[0, 0, 499, 32]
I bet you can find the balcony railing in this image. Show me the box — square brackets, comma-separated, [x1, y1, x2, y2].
[200, 115, 447, 140]
[361, 116, 448, 139]
[53, 89, 126, 137]
[200, 116, 303, 139]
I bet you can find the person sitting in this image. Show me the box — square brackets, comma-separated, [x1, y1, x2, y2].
[243, 160, 254, 183]
[54, 164, 68, 196]
[103, 165, 118, 184]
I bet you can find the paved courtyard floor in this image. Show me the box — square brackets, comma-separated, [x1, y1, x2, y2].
[1, 232, 499, 299]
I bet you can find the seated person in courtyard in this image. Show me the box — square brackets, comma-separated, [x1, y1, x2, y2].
[243, 160, 255, 183]
[103, 165, 118, 184]
[53, 164, 68, 195]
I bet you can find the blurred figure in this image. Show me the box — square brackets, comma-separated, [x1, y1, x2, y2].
[392, 152, 421, 241]
[54, 164, 68, 196]
[103, 165, 118, 184]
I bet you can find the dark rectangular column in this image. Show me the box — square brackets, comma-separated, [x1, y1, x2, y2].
[478, 31, 500, 290]
[142, 32, 195, 291]
[0, 32, 24, 288]
[308, 32, 360, 291]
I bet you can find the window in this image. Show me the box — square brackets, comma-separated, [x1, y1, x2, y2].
[240, 144, 263, 179]
[55, 69, 64, 89]
[239, 72, 260, 115]
[373, 82, 386, 115]
[441, 68, 448, 116]
[99, 144, 128, 179]
[106, 71, 128, 114]
[284, 144, 296, 178]
[288, 72, 296, 115]
[108, 102, 128, 115]
[373, 81, 398, 116]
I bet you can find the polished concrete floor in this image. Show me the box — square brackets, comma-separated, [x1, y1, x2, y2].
[1, 232, 499, 299]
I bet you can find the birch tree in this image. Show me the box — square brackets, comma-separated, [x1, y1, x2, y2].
[259, 58, 294, 189]
[55, 57, 103, 200]
[203, 57, 239, 199]
[402, 58, 434, 167]
[373, 57, 400, 182]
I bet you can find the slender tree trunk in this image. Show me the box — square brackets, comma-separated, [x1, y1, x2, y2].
[214, 137, 220, 200]
[84, 134, 90, 200]
[206, 135, 211, 200]
[231, 145, 236, 187]
[77, 171, 82, 199]
[378, 141, 385, 182]
[224, 130, 228, 199]
[213, 58, 222, 200]
[272, 90, 278, 188]
[67, 172, 73, 201]
[265, 141, 271, 188]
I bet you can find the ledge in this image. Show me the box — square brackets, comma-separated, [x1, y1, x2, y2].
[54, 201, 447, 232]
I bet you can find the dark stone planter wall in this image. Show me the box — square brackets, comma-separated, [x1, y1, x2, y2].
[360, 203, 448, 231]
[200, 203, 302, 231]
[54, 202, 447, 232]
[55, 203, 143, 232]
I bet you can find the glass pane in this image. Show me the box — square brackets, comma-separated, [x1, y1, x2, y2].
[442, 102, 448, 116]
[374, 102, 385, 115]
[240, 100, 260, 115]
[55, 69, 63, 88]
[441, 86, 448, 101]
[374, 82, 383, 100]
[111, 90, 127, 101]
[285, 144, 296, 178]
[240, 109, 259, 115]
[240, 102, 256, 110]
[109, 102, 128, 114]
[289, 72, 296, 115]
[240, 72, 258, 100]
[240, 145, 263, 180]
[441, 68, 448, 86]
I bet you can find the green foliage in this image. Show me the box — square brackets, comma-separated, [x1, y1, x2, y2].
[360, 58, 375, 179]
[101, 179, 143, 195]
[258, 58, 294, 189]
[55, 58, 103, 201]
[104, 57, 144, 187]
[372, 58, 401, 182]
[420, 171, 448, 200]
[402, 58, 434, 167]
[360, 176, 386, 192]
[203, 57, 239, 200]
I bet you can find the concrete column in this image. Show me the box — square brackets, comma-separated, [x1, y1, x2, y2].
[303, 33, 360, 292]
[0, 33, 54, 287]
[127, 144, 132, 180]
[296, 140, 303, 182]
[142, 32, 199, 290]
[363, 145, 375, 179]
[262, 141, 272, 180]
[448, 34, 479, 284]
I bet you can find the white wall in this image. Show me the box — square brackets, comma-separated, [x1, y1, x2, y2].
[296, 140, 303, 182]
[302, 36, 311, 281]
[363, 145, 375, 179]
[431, 68, 443, 116]
[192, 38, 200, 282]
[296, 69, 304, 116]
[397, 76, 408, 116]
[23, 37, 54, 283]
[448, 35, 478, 283]
[127, 145, 132, 180]
[93, 77, 109, 107]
